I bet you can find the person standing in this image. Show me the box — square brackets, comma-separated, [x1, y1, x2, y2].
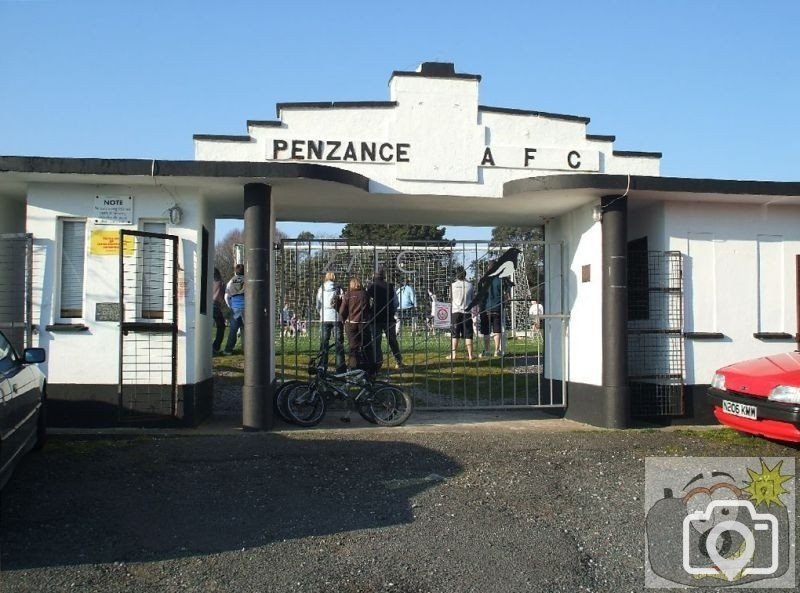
[479, 260, 504, 358]
[316, 271, 346, 373]
[450, 268, 475, 360]
[395, 278, 417, 335]
[338, 277, 374, 371]
[367, 267, 404, 370]
[211, 267, 226, 354]
[223, 264, 245, 354]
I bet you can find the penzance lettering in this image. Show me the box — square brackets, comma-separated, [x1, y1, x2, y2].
[269, 139, 411, 163]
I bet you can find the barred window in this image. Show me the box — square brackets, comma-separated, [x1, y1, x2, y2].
[60, 219, 86, 318]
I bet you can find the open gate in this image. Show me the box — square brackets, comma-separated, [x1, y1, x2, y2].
[275, 239, 568, 410]
[628, 250, 685, 416]
[118, 230, 178, 422]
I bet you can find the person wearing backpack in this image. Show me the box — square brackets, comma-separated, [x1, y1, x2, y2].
[223, 264, 245, 354]
[316, 271, 346, 373]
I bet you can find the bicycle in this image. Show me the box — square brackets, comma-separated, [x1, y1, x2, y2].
[278, 349, 413, 428]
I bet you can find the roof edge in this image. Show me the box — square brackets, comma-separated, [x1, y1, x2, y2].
[479, 105, 590, 125]
[275, 101, 397, 118]
[586, 134, 616, 142]
[0, 156, 371, 192]
[613, 150, 662, 159]
[504, 174, 800, 198]
[193, 134, 252, 142]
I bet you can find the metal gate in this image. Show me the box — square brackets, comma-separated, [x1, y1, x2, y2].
[118, 230, 178, 422]
[628, 250, 685, 416]
[0, 233, 33, 353]
[275, 239, 568, 409]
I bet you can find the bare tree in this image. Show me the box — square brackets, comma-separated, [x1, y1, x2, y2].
[214, 228, 243, 284]
[214, 226, 288, 283]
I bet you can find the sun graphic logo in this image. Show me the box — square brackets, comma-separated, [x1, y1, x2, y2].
[645, 457, 796, 588]
[743, 459, 793, 509]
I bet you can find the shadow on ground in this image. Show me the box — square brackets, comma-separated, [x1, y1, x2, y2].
[0, 433, 461, 569]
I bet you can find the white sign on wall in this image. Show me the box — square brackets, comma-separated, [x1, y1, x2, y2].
[94, 195, 133, 225]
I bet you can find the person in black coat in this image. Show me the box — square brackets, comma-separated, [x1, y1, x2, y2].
[366, 267, 404, 370]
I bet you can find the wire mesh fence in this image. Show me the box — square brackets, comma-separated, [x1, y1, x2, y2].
[628, 250, 685, 416]
[274, 239, 565, 409]
[118, 230, 178, 421]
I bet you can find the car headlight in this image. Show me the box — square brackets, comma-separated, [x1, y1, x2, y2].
[710, 373, 726, 390]
[768, 385, 800, 404]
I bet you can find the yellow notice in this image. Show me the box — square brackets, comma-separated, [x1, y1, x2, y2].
[90, 230, 135, 255]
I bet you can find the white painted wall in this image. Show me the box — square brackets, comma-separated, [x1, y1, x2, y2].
[546, 202, 603, 386]
[195, 69, 660, 197]
[26, 183, 204, 388]
[665, 201, 800, 384]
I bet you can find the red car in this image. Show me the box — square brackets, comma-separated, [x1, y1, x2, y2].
[707, 351, 800, 443]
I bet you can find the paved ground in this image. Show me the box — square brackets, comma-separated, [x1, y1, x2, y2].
[1, 417, 798, 593]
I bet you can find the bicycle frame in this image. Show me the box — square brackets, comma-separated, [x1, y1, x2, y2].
[310, 367, 372, 402]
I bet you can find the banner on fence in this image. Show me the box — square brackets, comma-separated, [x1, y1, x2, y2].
[433, 301, 451, 329]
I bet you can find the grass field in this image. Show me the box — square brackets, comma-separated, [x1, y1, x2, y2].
[215, 324, 557, 408]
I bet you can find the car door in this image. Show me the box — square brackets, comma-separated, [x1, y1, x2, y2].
[0, 332, 34, 473]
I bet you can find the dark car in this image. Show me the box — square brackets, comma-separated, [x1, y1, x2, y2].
[0, 330, 47, 489]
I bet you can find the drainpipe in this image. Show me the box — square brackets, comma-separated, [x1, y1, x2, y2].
[601, 194, 630, 428]
[242, 183, 273, 430]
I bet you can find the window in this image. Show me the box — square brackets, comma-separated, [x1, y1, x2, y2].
[60, 219, 86, 319]
[141, 222, 167, 319]
[628, 236, 649, 321]
[0, 331, 18, 374]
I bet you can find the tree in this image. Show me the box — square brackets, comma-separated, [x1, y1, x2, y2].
[214, 228, 243, 284]
[296, 231, 315, 241]
[214, 226, 286, 283]
[340, 224, 446, 243]
[490, 226, 543, 244]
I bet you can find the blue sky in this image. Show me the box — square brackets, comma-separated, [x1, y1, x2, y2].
[2, 0, 798, 241]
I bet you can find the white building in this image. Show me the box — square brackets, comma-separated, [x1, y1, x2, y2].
[1, 62, 799, 428]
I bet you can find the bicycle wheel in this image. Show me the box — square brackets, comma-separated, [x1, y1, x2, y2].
[275, 380, 303, 423]
[357, 380, 389, 424]
[366, 384, 413, 427]
[357, 403, 377, 424]
[285, 384, 327, 427]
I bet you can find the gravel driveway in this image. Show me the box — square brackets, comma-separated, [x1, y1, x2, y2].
[1, 424, 797, 592]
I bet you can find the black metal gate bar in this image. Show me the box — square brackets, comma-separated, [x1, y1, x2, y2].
[275, 238, 566, 410]
[0, 233, 33, 352]
[628, 250, 685, 416]
[118, 230, 179, 422]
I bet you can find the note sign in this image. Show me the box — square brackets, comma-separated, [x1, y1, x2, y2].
[94, 195, 133, 225]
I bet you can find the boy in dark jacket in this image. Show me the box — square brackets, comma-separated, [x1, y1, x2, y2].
[366, 267, 404, 369]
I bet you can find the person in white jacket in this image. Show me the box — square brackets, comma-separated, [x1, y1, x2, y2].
[316, 271, 346, 373]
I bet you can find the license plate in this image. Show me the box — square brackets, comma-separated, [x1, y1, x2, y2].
[722, 400, 757, 420]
